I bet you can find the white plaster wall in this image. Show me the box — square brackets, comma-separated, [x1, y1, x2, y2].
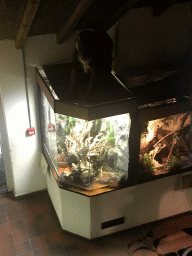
[24, 32, 79, 67]
[0, 32, 80, 196]
[0, 40, 46, 195]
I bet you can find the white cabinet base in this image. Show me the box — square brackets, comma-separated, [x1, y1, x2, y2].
[47, 170, 192, 239]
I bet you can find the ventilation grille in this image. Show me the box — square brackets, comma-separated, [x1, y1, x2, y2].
[181, 172, 192, 190]
[101, 217, 125, 229]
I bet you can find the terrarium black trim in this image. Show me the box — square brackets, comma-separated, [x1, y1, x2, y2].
[35, 67, 137, 121]
[139, 99, 192, 123]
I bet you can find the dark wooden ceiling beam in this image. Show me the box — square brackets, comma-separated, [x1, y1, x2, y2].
[15, 0, 41, 49]
[56, 0, 96, 44]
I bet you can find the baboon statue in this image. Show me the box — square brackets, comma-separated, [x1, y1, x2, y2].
[70, 26, 113, 100]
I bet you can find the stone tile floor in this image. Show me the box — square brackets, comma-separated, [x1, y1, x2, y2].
[0, 184, 8, 195]
[0, 190, 192, 256]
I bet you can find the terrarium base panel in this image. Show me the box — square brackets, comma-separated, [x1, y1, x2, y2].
[69, 184, 114, 196]
[57, 167, 115, 196]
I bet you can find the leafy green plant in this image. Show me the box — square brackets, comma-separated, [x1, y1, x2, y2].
[60, 115, 76, 132]
[94, 119, 98, 130]
[143, 153, 154, 173]
[60, 114, 67, 119]
[141, 121, 149, 139]
[66, 116, 76, 132]
[166, 155, 182, 171]
[108, 121, 115, 146]
[99, 121, 115, 146]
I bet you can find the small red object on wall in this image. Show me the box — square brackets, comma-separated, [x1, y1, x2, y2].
[48, 124, 55, 132]
[27, 127, 35, 136]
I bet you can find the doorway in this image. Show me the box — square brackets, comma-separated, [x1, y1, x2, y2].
[0, 134, 7, 194]
[0, 131, 8, 195]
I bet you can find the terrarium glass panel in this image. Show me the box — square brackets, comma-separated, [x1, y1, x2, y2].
[139, 112, 192, 176]
[41, 91, 58, 171]
[41, 91, 131, 196]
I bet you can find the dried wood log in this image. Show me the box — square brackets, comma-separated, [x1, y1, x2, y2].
[158, 113, 190, 171]
[141, 113, 191, 154]
[140, 112, 192, 173]
[140, 137, 158, 155]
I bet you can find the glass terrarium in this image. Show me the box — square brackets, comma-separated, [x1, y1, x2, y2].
[36, 63, 136, 196]
[139, 107, 192, 178]
[41, 91, 131, 196]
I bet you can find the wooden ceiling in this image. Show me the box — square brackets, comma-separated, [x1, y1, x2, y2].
[1, 0, 192, 102]
[1, 0, 191, 49]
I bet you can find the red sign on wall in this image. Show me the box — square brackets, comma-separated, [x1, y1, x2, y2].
[48, 124, 55, 132]
[27, 127, 35, 136]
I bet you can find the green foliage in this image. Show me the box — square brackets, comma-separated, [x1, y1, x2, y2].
[143, 153, 154, 173]
[94, 119, 98, 130]
[99, 121, 115, 147]
[100, 136, 115, 146]
[141, 121, 149, 139]
[60, 114, 67, 119]
[173, 131, 180, 142]
[166, 155, 182, 171]
[108, 121, 115, 146]
[173, 132, 180, 156]
[60, 115, 76, 132]
[66, 116, 76, 132]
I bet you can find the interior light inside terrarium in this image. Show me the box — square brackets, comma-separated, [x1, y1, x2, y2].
[139, 112, 192, 176]
[56, 113, 131, 194]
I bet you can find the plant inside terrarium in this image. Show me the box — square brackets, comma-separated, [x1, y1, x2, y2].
[56, 114, 130, 189]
